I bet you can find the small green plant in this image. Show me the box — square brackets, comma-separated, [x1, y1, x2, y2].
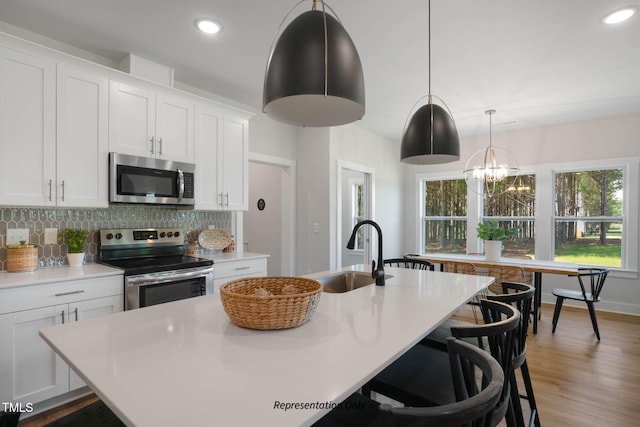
[477, 220, 516, 241]
[63, 228, 90, 253]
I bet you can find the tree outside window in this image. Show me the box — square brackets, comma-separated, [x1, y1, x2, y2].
[554, 169, 623, 267]
[423, 178, 467, 254]
[483, 174, 536, 259]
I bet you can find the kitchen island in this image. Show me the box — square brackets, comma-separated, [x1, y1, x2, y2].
[39, 264, 493, 426]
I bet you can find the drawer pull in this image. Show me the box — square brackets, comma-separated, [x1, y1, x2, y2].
[55, 290, 85, 297]
[235, 266, 251, 270]
[61, 309, 65, 324]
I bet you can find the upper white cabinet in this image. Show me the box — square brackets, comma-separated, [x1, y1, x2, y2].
[194, 104, 249, 210]
[194, 104, 223, 210]
[0, 47, 56, 206]
[56, 64, 109, 207]
[0, 47, 108, 207]
[221, 114, 249, 210]
[109, 80, 194, 163]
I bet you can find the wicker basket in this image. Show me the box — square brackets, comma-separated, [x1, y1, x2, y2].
[7, 244, 38, 272]
[220, 277, 322, 330]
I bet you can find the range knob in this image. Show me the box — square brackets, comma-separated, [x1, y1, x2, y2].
[159, 232, 166, 238]
[115, 233, 123, 240]
[167, 232, 173, 237]
[106, 233, 114, 240]
[174, 231, 180, 238]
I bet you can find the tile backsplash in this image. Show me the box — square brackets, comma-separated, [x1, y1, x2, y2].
[0, 206, 231, 270]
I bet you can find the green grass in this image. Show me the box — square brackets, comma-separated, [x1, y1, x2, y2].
[555, 237, 621, 267]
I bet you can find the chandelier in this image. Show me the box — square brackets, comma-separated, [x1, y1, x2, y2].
[464, 109, 519, 197]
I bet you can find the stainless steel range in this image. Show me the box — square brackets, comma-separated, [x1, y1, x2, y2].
[99, 227, 214, 310]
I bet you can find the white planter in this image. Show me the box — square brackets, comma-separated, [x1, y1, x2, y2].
[67, 253, 85, 267]
[484, 241, 503, 261]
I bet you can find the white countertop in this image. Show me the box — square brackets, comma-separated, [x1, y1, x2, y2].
[0, 263, 123, 290]
[39, 265, 492, 427]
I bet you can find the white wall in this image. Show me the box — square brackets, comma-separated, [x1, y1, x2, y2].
[402, 113, 640, 315]
[244, 162, 282, 276]
[331, 124, 404, 266]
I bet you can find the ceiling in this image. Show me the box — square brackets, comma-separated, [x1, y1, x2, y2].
[1, 0, 639, 141]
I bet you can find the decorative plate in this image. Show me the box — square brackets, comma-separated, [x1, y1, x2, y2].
[198, 229, 232, 250]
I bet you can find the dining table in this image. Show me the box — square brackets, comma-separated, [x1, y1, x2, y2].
[39, 264, 493, 427]
[414, 253, 579, 333]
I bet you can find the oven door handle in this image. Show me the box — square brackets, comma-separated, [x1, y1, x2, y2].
[177, 168, 185, 202]
[127, 266, 213, 287]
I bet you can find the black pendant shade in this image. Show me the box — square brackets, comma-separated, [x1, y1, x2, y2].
[263, 9, 365, 127]
[400, 103, 460, 164]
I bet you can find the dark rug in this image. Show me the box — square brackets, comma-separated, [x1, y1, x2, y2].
[44, 400, 125, 427]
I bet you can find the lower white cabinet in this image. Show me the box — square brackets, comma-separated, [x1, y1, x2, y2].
[213, 257, 267, 293]
[0, 276, 123, 404]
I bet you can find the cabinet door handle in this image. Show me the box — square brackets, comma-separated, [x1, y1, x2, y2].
[150, 136, 155, 154]
[61, 309, 65, 324]
[48, 179, 53, 201]
[225, 192, 229, 207]
[218, 192, 223, 206]
[61, 180, 65, 202]
[75, 307, 78, 322]
[55, 290, 85, 297]
[158, 138, 163, 155]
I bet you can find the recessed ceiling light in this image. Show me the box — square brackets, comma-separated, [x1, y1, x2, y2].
[601, 7, 637, 24]
[195, 18, 222, 35]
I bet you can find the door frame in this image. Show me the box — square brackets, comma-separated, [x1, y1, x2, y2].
[247, 153, 296, 276]
[335, 160, 375, 269]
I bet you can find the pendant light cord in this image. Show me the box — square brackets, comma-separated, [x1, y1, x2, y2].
[428, 0, 431, 98]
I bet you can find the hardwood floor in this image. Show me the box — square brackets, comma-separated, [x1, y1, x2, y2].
[456, 302, 640, 427]
[17, 303, 640, 427]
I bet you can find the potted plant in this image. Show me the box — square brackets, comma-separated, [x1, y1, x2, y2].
[476, 221, 516, 261]
[63, 228, 90, 267]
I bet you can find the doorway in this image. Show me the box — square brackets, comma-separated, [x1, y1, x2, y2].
[337, 161, 374, 268]
[244, 154, 295, 276]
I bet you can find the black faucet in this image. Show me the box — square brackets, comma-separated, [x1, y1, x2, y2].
[346, 220, 385, 286]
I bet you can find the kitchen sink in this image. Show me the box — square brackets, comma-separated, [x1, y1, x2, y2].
[316, 271, 393, 293]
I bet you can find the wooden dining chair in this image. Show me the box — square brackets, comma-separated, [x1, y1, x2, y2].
[363, 300, 519, 427]
[487, 282, 539, 427]
[313, 337, 504, 427]
[487, 264, 532, 295]
[552, 267, 609, 340]
[442, 261, 484, 322]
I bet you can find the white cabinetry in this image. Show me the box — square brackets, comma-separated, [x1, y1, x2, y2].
[0, 47, 56, 206]
[194, 105, 249, 210]
[0, 47, 108, 207]
[213, 257, 267, 293]
[109, 80, 194, 163]
[0, 275, 123, 404]
[56, 64, 109, 207]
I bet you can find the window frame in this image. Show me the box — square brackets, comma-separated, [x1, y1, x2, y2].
[414, 157, 638, 275]
[416, 172, 469, 255]
[551, 159, 632, 270]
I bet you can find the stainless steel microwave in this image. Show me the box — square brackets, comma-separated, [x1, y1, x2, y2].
[109, 152, 195, 207]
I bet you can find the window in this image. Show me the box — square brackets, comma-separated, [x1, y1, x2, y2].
[554, 168, 623, 267]
[416, 158, 637, 272]
[352, 182, 365, 250]
[422, 178, 467, 254]
[482, 174, 536, 259]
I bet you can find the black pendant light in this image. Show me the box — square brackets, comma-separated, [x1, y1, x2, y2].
[400, 0, 459, 164]
[263, 0, 365, 127]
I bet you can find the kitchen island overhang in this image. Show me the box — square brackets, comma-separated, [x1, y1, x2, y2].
[39, 264, 493, 427]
